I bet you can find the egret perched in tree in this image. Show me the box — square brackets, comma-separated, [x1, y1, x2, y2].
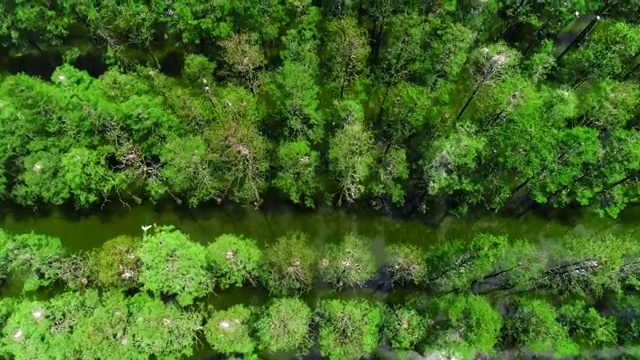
[141, 224, 152, 233]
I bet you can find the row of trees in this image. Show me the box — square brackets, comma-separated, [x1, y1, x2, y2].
[2, 287, 640, 359]
[1, 2, 640, 216]
[3, 225, 640, 305]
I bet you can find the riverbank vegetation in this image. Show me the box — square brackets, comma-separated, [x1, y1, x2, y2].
[2, 225, 640, 358]
[0, 2, 639, 218]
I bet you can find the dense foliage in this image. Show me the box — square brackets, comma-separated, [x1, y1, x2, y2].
[1, 226, 640, 358]
[3, 1, 640, 358]
[0, 2, 639, 219]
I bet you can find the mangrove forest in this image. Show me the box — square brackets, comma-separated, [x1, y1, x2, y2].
[2, 0, 640, 359]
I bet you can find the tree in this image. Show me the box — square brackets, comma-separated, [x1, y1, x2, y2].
[279, 5, 321, 68]
[540, 231, 627, 297]
[72, 291, 144, 360]
[528, 126, 600, 208]
[230, 0, 290, 49]
[368, 144, 409, 209]
[323, 16, 370, 99]
[561, 20, 640, 85]
[256, 298, 312, 354]
[503, 298, 578, 357]
[273, 140, 321, 208]
[1, 290, 101, 360]
[470, 75, 551, 209]
[265, 61, 323, 142]
[559, 300, 617, 347]
[137, 226, 210, 306]
[385, 244, 427, 285]
[418, 123, 486, 211]
[614, 294, 640, 345]
[159, 135, 221, 207]
[473, 240, 546, 293]
[95, 235, 141, 289]
[204, 304, 256, 356]
[127, 293, 202, 359]
[328, 102, 376, 205]
[424, 16, 475, 89]
[0, 1, 75, 52]
[7, 233, 66, 292]
[261, 232, 318, 296]
[380, 304, 427, 351]
[501, 1, 591, 55]
[1, 298, 53, 359]
[60, 146, 120, 208]
[425, 295, 502, 358]
[425, 233, 507, 292]
[219, 33, 266, 91]
[316, 299, 382, 360]
[205, 86, 270, 205]
[457, 0, 498, 42]
[577, 79, 639, 130]
[375, 12, 427, 88]
[455, 43, 521, 121]
[181, 53, 216, 85]
[521, 40, 556, 83]
[81, 1, 165, 67]
[57, 252, 96, 290]
[207, 234, 263, 289]
[160, 1, 233, 46]
[319, 233, 377, 289]
[12, 151, 70, 206]
[374, 82, 435, 145]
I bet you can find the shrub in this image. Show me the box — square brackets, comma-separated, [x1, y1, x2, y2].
[256, 298, 312, 354]
[137, 226, 210, 306]
[380, 304, 427, 350]
[207, 234, 263, 289]
[316, 299, 382, 360]
[386, 244, 427, 285]
[204, 304, 255, 355]
[95, 235, 141, 289]
[319, 233, 377, 289]
[261, 232, 318, 295]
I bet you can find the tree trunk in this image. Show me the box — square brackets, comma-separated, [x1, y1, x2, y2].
[147, 47, 161, 69]
[510, 178, 531, 198]
[595, 171, 639, 197]
[556, 16, 599, 63]
[456, 82, 483, 121]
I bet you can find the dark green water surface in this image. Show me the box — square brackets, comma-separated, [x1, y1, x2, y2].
[1, 202, 630, 252]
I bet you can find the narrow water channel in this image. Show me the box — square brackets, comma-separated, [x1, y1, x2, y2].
[1, 202, 632, 253]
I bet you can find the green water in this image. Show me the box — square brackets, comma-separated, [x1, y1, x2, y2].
[0, 201, 631, 252]
[0, 202, 635, 359]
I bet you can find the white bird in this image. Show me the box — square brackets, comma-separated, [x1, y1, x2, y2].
[141, 225, 152, 233]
